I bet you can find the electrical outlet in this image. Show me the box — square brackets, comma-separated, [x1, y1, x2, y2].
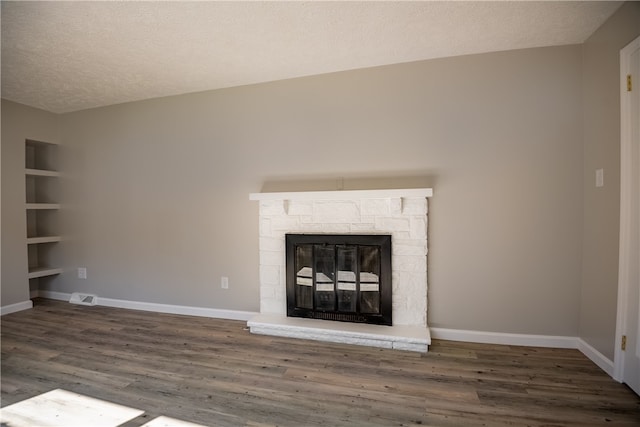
[78, 267, 87, 279]
[221, 276, 229, 289]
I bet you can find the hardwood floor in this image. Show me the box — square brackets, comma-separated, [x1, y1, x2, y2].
[1, 298, 639, 426]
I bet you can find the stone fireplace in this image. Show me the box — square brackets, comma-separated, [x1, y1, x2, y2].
[248, 188, 432, 352]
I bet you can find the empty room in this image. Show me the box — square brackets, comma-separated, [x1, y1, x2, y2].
[1, 1, 640, 426]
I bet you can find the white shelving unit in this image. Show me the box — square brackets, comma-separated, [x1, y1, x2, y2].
[28, 267, 64, 280]
[26, 203, 61, 210]
[26, 236, 62, 245]
[26, 168, 60, 178]
[25, 139, 61, 282]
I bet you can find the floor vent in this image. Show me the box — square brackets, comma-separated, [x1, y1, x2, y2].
[69, 292, 98, 306]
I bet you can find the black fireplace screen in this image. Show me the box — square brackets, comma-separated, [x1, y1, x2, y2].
[286, 234, 392, 326]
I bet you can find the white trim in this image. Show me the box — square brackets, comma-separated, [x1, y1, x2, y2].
[614, 35, 640, 383]
[430, 327, 578, 349]
[26, 291, 621, 374]
[0, 300, 34, 316]
[249, 188, 432, 201]
[37, 290, 258, 321]
[98, 297, 257, 321]
[37, 290, 70, 301]
[431, 328, 618, 377]
[578, 338, 615, 377]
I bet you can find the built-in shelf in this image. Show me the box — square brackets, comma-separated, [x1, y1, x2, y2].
[28, 267, 63, 279]
[25, 168, 60, 177]
[26, 203, 61, 210]
[25, 139, 62, 290]
[27, 236, 62, 245]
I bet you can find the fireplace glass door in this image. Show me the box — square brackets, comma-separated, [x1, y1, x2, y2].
[286, 234, 391, 326]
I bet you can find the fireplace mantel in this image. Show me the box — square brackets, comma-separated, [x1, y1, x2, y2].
[248, 187, 432, 352]
[249, 188, 433, 201]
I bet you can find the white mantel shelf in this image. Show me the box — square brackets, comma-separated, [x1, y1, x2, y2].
[249, 188, 432, 201]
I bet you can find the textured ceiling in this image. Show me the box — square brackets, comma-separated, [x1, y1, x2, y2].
[1, 1, 623, 114]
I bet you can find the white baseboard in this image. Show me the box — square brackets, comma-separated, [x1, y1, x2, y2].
[430, 327, 578, 349]
[32, 292, 616, 377]
[1, 299, 34, 316]
[36, 290, 258, 321]
[577, 338, 614, 377]
[37, 290, 71, 301]
[431, 327, 616, 378]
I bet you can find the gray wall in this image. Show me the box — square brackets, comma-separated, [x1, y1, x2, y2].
[46, 44, 584, 336]
[1, 100, 59, 306]
[580, 1, 640, 361]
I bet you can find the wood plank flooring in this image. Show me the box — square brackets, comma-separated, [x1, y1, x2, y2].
[1, 298, 639, 426]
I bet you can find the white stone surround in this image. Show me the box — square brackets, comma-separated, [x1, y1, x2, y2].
[248, 188, 432, 352]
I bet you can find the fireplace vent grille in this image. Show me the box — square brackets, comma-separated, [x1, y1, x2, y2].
[311, 312, 368, 323]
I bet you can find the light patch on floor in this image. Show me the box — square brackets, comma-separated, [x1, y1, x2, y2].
[0, 388, 144, 427]
[141, 416, 207, 427]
